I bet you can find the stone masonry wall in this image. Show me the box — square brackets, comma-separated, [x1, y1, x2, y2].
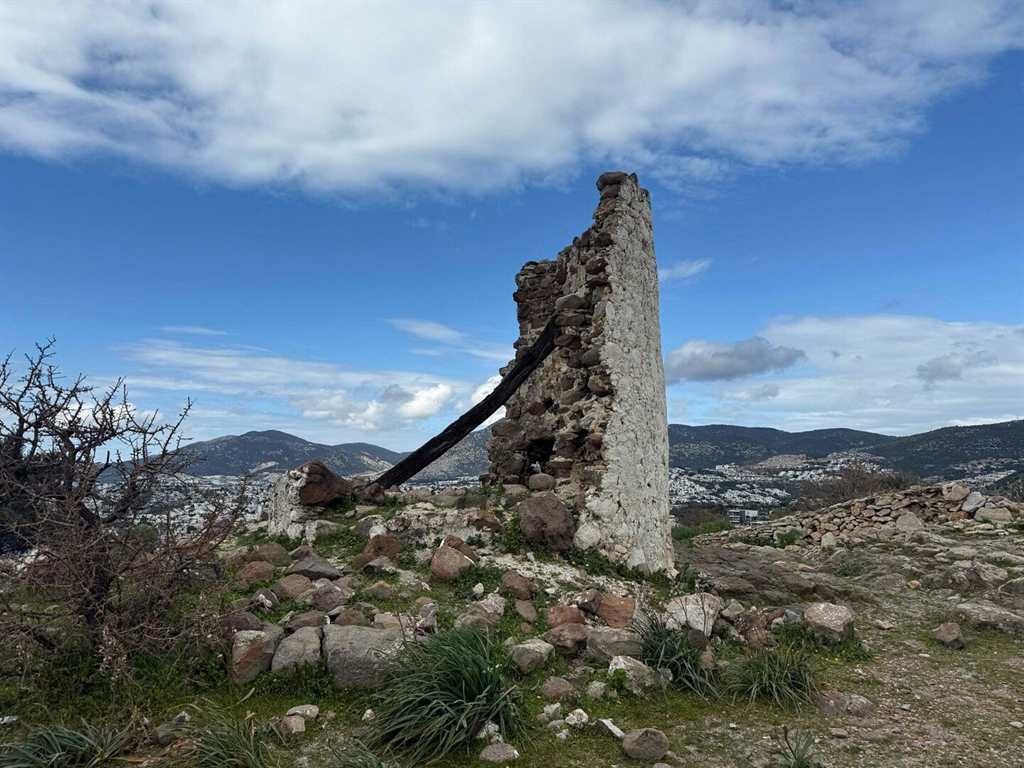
[486, 171, 673, 574]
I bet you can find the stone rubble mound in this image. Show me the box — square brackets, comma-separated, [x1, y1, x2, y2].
[709, 483, 1021, 548]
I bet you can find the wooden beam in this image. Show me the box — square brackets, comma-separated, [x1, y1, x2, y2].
[364, 317, 558, 494]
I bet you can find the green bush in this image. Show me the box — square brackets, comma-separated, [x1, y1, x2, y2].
[773, 622, 872, 662]
[0, 723, 134, 768]
[723, 646, 816, 708]
[775, 529, 802, 548]
[633, 614, 718, 698]
[368, 628, 522, 763]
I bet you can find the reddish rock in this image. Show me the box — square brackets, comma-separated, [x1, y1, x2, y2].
[430, 544, 474, 582]
[517, 493, 575, 551]
[237, 560, 274, 586]
[468, 509, 503, 533]
[544, 623, 590, 655]
[596, 593, 635, 628]
[274, 574, 313, 600]
[294, 460, 354, 506]
[500, 571, 536, 600]
[547, 604, 586, 627]
[442, 535, 479, 562]
[351, 534, 403, 571]
[333, 606, 372, 627]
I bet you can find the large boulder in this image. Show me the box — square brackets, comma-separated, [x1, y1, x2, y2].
[431, 544, 474, 582]
[322, 625, 402, 689]
[271, 626, 322, 674]
[230, 626, 284, 684]
[517, 492, 575, 551]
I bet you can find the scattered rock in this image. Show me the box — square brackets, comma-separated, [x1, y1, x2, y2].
[565, 708, 589, 728]
[547, 604, 586, 627]
[514, 599, 538, 623]
[274, 574, 313, 600]
[287, 554, 341, 581]
[322, 625, 401, 689]
[586, 627, 642, 662]
[455, 593, 507, 632]
[510, 638, 555, 674]
[364, 581, 395, 601]
[500, 571, 536, 600]
[933, 622, 966, 649]
[664, 593, 724, 636]
[284, 610, 327, 633]
[895, 511, 923, 533]
[230, 627, 283, 685]
[480, 743, 519, 763]
[541, 676, 575, 701]
[286, 705, 319, 720]
[596, 593, 635, 628]
[815, 689, 876, 718]
[311, 582, 352, 612]
[586, 681, 607, 699]
[430, 544, 474, 582]
[237, 560, 275, 586]
[271, 626, 322, 674]
[622, 728, 669, 761]
[544, 623, 590, 655]
[279, 715, 306, 735]
[608, 655, 658, 695]
[804, 602, 855, 643]
[518, 493, 575, 551]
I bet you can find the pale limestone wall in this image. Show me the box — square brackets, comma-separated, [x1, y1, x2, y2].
[487, 172, 673, 574]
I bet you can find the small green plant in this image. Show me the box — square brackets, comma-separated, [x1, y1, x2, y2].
[832, 557, 867, 578]
[0, 723, 134, 768]
[776, 727, 821, 768]
[368, 628, 522, 763]
[775, 529, 802, 548]
[723, 647, 817, 708]
[174, 704, 283, 768]
[331, 739, 400, 768]
[774, 623, 873, 662]
[633, 613, 718, 698]
[672, 518, 733, 543]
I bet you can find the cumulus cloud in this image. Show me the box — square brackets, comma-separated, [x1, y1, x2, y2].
[673, 315, 1024, 434]
[1, 2, 1021, 194]
[665, 337, 806, 382]
[121, 339, 467, 434]
[658, 258, 711, 283]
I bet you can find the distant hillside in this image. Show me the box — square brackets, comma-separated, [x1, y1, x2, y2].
[181, 419, 1024, 482]
[875, 420, 1024, 476]
[181, 430, 402, 477]
[667, 424, 894, 469]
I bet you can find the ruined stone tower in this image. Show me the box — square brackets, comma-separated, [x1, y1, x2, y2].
[486, 171, 673, 574]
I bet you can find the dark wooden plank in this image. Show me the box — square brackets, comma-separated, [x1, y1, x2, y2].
[364, 317, 558, 494]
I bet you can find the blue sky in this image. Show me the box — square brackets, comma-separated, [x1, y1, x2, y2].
[1, 2, 1022, 449]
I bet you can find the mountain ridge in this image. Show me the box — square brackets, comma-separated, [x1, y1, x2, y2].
[180, 419, 1024, 481]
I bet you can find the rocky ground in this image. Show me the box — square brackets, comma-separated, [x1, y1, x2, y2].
[193, 478, 1023, 768]
[5, 479, 1022, 768]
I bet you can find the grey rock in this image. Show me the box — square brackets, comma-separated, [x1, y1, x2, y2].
[271, 626, 322, 674]
[585, 627, 642, 662]
[510, 638, 554, 674]
[287, 555, 341, 580]
[322, 625, 401, 689]
[480, 743, 519, 762]
[541, 676, 575, 701]
[608, 655, 658, 695]
[230, 627, 284, 684]
[804, 602, 855, 643]
[933, 622, 965, 649]
[517, 493, 575, 551]
[622, 728, 669, 761]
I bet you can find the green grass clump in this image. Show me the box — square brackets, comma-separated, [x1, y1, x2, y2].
[775, 529, 803, 548]
[174, 704, 283, 768]
[774, 622, 873, 662]
[633, 614, 718, 698]
[0, 723, 134, 768]
[368, 628, 522, 763]
[776, 727, 821, 768]
[331, 739, 400, 768]
[723, 646, 817, 708]
[672, 518, 733, 542]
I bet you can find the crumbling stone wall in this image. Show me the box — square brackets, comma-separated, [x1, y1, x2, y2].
[487, 171, 673, 574]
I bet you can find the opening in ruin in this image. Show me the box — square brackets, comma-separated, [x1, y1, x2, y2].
[526, 437, 555, 473]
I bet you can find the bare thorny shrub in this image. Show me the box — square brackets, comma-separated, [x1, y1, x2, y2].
[0, 340, 245, 692]
[794, 462, 917, 511]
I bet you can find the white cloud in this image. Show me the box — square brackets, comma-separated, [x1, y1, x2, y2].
[666, 337, 806, 382]
[1, 2, 1021, 194]
[121, 339, 468, 434]
[160, 325, 228, 336]
[673, 315, 1024, 434]
[389, 319, 465, 345]
[397, 383, 454, 419]
[658, 258, 711, 283]
[469, 373, 505, 428]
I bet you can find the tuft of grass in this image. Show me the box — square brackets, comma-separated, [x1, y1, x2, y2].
[250, 664, 335, 699]
[368, 628, 522, 763]
[633, 613, 718, 698]
[776, 727, 821, 768]
[774, 622, 873, 662]
[330, 739, 400, 768]
[174, 703, 283, 768]
[0, 723, 134, 768]
[723, 646, 817, 709]
[775, 529, 803, 548]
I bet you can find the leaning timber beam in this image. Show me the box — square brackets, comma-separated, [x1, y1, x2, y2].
[362, 317, 558, 495]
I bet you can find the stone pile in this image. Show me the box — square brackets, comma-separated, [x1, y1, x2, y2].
[712, 483, 1022, 548]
